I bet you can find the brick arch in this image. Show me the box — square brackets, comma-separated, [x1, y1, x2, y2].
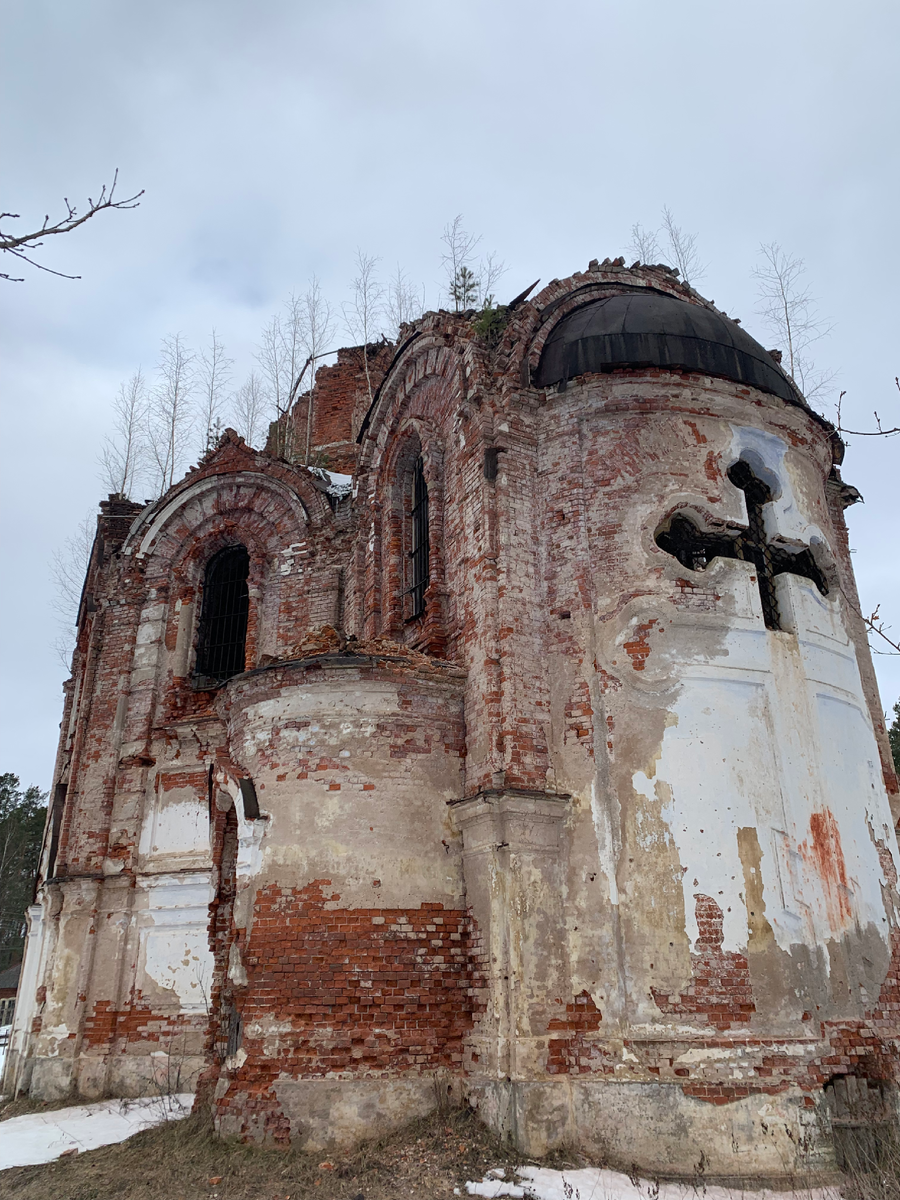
[123, 468, 330, 562]
[356, 339, 466, 480]
[131, 474, 332, 680]
[374, 418, 450, 654]
[355, 343, 465, 653]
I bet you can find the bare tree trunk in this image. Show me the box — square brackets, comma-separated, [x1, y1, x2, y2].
[343, 251, 385, 409]
[754, 243, 835, 403]
[384, 264, 425, 335]
[297, 276, 335, 465]
[231, 371, 267, 448]
[198, 330, 233, 452]
[660, 207, 706, 286]
[50, 511, 96, 669]
[98, 370, 148, 497]
[148, 334, 196, 494]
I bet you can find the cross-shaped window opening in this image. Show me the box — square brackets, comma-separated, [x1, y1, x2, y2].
[656, 459, 827, 632]
[404, 455, 430, 620]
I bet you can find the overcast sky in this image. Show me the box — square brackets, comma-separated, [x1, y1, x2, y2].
[2, 0, 899, 794]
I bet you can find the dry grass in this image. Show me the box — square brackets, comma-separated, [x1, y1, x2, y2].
[4, 1095, 899, 1199]
[0, 1102, 559, 1200]
[835, 1126, 900, 1200]
[0, 1093, 87, 1122]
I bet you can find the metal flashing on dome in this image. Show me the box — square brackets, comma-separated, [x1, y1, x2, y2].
[534, 290, 798, 405]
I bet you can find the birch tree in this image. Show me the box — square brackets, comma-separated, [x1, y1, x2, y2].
[441, 215, 481, 311]
[384, 264, 425, 334]
[441, 215, 506, 311]
[343, 251, 385, 407]
[231, 371, 267, 448]
[147, 334, 196, 494]
[292, 278, 338, 465]
[627, 210, 705, 283]
[51, 510, 96, 668]
[198, 330, 233, 452]
[258, 288, 331, 461]
[754, 242, 835, 402]
[661, 207, 706, 286]
[98, 370, 148, 497]
[628, 222, 662, 263]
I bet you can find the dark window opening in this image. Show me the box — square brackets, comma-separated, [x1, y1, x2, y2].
[238, 777, 260, 820]
[195, 546, 250, 684]
[404, 456, 430, 620]
[656, 516, 741, 575]
[484, 446, 506, 481]
[656, 459, 827, 632]
[46, 782, 67, 881]
[826, 1075, 897, 1174]
[225, 1005, 243, 1058]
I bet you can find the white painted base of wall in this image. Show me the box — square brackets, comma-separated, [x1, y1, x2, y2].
[467, 1078, 833, 1179]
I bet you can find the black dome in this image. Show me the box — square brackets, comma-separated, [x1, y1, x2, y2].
[534, 290, 795, 404]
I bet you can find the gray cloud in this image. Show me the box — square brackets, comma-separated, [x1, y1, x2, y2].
[3, 0, 899, 788]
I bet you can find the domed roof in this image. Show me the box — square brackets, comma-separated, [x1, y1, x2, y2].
[534, 290, 795, 403]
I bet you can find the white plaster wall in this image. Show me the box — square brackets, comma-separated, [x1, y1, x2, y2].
[625, 427, 898, 961]
[135, 873, 214, 1012]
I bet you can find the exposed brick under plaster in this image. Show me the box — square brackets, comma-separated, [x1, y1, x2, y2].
[210, 881, 485, 1142]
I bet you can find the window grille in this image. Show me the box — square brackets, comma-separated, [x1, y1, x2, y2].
[405, 456, 430, 619]
[195, 546, 250, 683]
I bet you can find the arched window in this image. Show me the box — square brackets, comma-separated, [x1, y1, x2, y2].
[195, 545, 250, 683]
[405, 455, 430, 620]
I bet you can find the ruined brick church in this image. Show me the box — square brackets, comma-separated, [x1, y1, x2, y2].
[5, 260, 900, 1178]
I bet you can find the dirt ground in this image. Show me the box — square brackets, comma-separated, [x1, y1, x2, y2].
[0, 1103, 570, 1200]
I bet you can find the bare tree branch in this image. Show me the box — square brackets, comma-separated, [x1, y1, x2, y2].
[835, 383, 900, 438]
[628, 222, 662, 264]
[230, 371, 267, 449]
[0, 170, 143, 281]
[98, 371, 149, 497]
[844, 595, 900, 656]
[147, 334, 196, 494]
[384, 264, 425, 333]
[50, 512, 96, 669]
[198, 330, 233, 453]
[661, 207, 706, 286]
[754, 242, 835, 403]
[343, 250, 385, 407]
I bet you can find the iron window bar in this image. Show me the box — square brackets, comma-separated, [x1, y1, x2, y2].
[404, 456, 430, 620]
[195, 545, 250, 684]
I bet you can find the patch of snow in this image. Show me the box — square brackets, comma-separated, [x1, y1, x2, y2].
[307, 467, 353, 500]
[0, 1093, 193, 1170]
[466, 1167, 840, 1200]
[467, 1181, 524, 1198]
[324, 471, 353, 499]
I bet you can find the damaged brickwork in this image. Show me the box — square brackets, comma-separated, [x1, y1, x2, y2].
[7, 260, 900, 1178]
[210, 881, 485, 1142]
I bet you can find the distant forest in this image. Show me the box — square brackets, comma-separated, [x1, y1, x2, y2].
[0, 774, 46, 972]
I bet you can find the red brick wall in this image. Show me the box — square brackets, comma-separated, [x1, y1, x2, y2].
[651, 895, 755, 1031]
[287, 343, 395, 475]
[213, 880, 484, 1142]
